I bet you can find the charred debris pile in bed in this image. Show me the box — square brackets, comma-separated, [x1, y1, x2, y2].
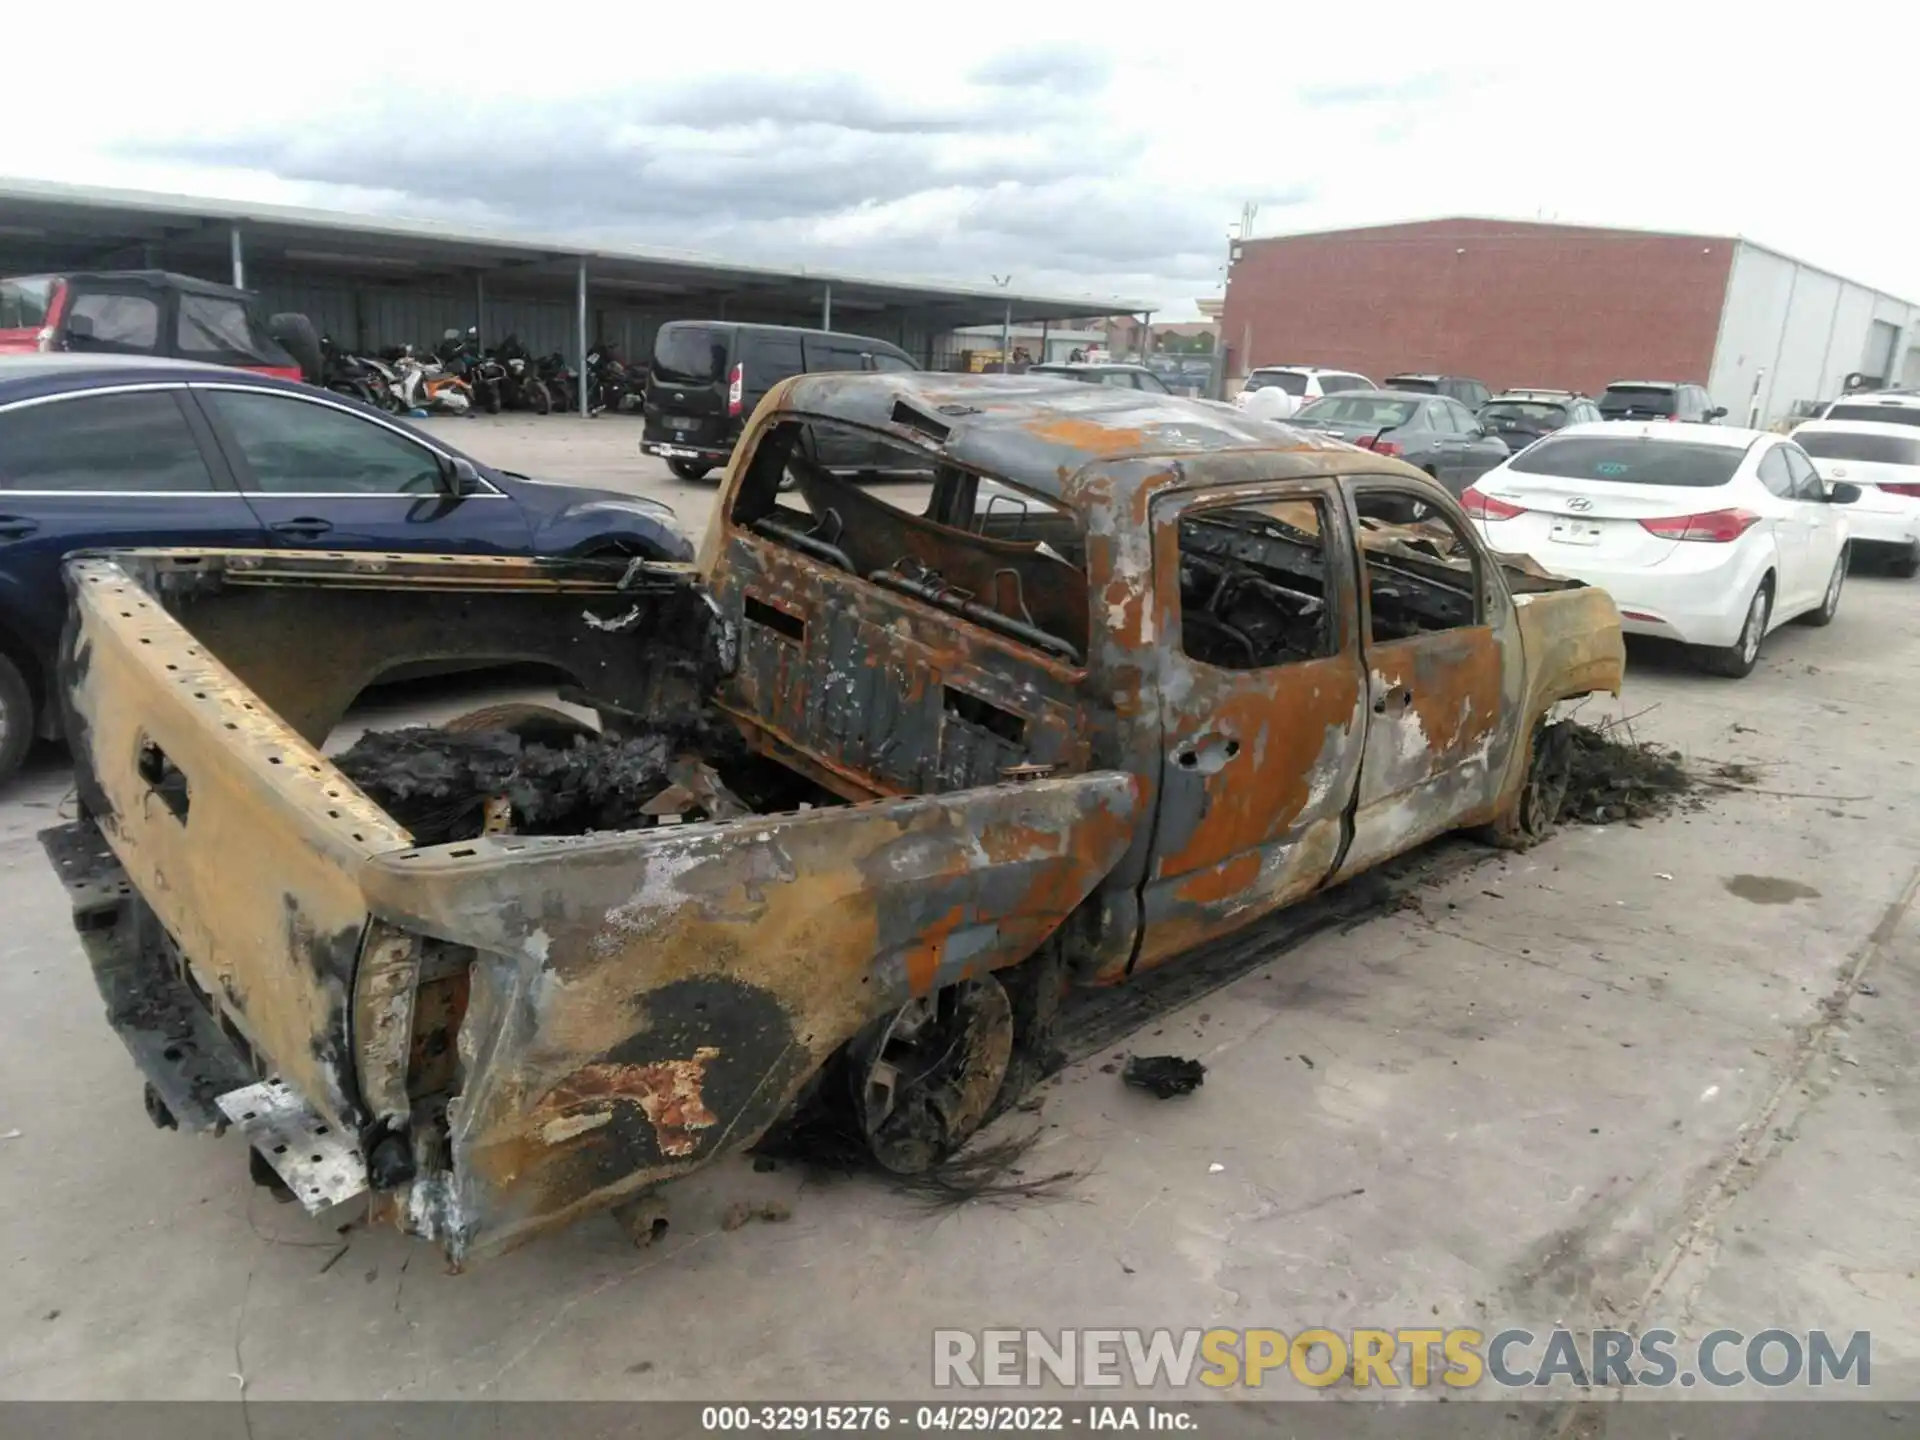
[335, 718, 777, 844]
[1561, 718, 1757, 825]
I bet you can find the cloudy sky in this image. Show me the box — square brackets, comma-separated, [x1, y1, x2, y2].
[3, 5, 1912, 317]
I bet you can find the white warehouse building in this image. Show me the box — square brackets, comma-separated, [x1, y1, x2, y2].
[1709, 240, 1920, 425]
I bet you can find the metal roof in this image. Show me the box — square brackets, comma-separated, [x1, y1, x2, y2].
[0, 176, 1147, 325]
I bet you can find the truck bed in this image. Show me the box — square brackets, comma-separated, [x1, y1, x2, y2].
[43, 549, 1139, 1264]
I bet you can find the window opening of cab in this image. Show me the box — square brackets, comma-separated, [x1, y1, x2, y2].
[1176, 497, 1337, 671]
[730, 417, 1090, 664]
[1353, 490, 1482, 641]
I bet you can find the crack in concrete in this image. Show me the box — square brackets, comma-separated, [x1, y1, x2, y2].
[1549, 858, 1920, 1434]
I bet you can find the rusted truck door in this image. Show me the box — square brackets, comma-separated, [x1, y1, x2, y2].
[1130, 482, 1367, 971]
[1332, 480, 1521, 881]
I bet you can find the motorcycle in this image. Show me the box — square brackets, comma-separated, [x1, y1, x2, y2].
[319, 337, 395, 411]
[585, 344, 634, 417]
[492, 335, 552, 414]
[358, 353, 404, 413]
[539, 351, 579, 415]
[439, 327, 505, 414]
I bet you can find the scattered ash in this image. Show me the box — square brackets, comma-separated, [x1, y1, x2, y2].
[720, 1199, 792, 1231]
[335, 727, 678, 844]
[758, 1112, 1081, 1209]
[1561, 719, 1755, 825]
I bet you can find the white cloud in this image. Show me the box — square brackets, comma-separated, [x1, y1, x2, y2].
[2, 3, 1915, 316]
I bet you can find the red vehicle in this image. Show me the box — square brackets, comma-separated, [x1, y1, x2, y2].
[0, 270, 310, 382]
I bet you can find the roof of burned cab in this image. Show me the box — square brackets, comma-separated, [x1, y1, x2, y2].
[773, 370, 1358, 501]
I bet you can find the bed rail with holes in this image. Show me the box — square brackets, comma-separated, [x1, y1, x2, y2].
[54, 556, 412, 1135]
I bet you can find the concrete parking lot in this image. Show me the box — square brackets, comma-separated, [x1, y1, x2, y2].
[417, 412, 727, 536]
[1, 413, 1915, 1405]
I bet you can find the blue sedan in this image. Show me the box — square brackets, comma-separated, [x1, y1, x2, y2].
[0, 354, 691, 780]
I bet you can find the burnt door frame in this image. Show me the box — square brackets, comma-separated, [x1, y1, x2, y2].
[1332, 476, 1525, 882]
[1130, 477, 1368, 973]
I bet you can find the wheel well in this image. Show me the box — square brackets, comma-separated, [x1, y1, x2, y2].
[0, 621, 44, 718]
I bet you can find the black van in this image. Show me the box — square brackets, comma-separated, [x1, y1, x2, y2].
[642, 321, 919, 480]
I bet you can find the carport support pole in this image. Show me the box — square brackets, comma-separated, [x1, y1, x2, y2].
[1040, 319, 1050, 363]
[822, 283, 832, 331]
[576, 263, 589, 418]
[229, 226, 244, 289]
[474, 272, 484, 346]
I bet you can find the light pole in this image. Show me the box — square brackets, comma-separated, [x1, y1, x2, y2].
[992, 274, 1012, 371]
[1226, 200, 1258, 379]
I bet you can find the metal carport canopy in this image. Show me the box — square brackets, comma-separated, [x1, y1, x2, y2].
[0, 176, 1147, 326]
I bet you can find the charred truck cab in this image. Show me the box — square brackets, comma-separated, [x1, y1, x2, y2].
[42, 374, 1623, 1266]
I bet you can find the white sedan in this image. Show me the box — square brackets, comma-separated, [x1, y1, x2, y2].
[1788, 419, 1920, 577]
[1460, 422, 1857, 677]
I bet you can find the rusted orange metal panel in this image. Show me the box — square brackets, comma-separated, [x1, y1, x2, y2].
[356, 770, 1140, 1262]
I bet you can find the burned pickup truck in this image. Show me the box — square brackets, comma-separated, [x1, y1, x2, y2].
[41, 373, 1623, 1265]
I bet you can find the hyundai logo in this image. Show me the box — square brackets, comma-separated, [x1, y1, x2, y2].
[1565, 497, 1594, 512]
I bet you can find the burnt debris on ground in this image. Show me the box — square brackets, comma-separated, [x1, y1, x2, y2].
[1561, 718, 1756, 826]
[1121, 1055, 1207, 1098]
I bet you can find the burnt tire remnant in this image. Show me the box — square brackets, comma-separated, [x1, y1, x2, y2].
[1517, 720, 1575, 843]
[851, 977, 1014, 1175]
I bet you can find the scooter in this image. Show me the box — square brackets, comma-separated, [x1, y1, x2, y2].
[391, 349, 473, 415]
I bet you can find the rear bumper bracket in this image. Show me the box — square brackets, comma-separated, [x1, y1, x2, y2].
[216, 1078, 369, 1214]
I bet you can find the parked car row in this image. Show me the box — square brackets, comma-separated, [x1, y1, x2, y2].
[1222, 358, 1920, 679]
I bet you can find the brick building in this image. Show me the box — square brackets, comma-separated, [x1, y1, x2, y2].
[1219, 217, 1920, 426]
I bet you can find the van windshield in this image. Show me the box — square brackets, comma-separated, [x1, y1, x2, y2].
[653, 326, 723, 384]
